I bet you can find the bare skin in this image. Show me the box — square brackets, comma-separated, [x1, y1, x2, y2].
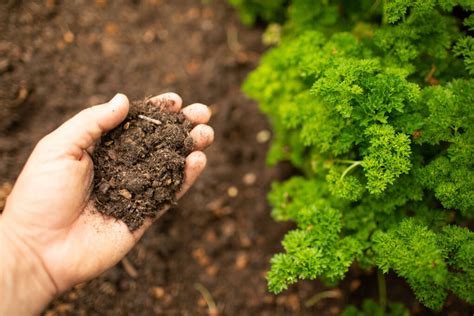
[0, 93, 214, 315]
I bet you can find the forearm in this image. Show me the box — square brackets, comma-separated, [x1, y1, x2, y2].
[0, 219, 57, 315]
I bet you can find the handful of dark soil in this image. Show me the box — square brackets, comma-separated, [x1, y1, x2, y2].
[92, 99, 194, 231]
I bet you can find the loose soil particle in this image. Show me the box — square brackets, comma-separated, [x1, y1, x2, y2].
[92, 99, 194, 231]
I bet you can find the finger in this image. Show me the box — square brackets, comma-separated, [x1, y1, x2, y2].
[177, 151, 207, 199]
[148, 92, 182, 112]
[45, 94, 129, 159]
[190, 124, 214, 150]
[86, 94, 181, 155]
[182, 103, 211, 125]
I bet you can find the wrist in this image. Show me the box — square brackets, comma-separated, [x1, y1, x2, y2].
[0, 219, 58, 315]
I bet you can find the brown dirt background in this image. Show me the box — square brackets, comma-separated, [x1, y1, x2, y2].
[1, 1, 472, 315]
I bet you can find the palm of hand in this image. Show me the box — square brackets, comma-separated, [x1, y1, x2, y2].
[1, 93, 213, 294]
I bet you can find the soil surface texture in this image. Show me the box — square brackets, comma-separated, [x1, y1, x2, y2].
[92, 99, 193, 231]
[1, 0, 472, 315]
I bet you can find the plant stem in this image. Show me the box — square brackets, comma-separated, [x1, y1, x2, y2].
[341, 161, 363, 179]
[304, 289, 342, 307]
[369, 0, 381, 15]
[378, 269, 387, 315]
[334, 159, 360, 164]
[382, 0, 388, 25]
[195, 283, 218, 316]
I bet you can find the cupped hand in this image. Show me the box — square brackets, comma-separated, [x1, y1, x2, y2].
[0, 93, 213, 314]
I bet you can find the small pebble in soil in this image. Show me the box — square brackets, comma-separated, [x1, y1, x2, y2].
[227, 186, 238, 197]
[350, 279, 361, 291]
[192, 248, 210, 266]
[256, 129, 271, 143]
[235, 253, 249, 270]
[152, 286, 166, 299]
[63, 31, 75, 44]
[242, 172, 256, 185]
[206, 265, 219, 276]
[91, 98, 194, 231]
[197, 297, 207, 308]
[329, 306, 341, 315]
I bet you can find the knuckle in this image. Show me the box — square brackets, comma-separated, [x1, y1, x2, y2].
[35, 134, 53, 150]
[78, 107, 97, 122]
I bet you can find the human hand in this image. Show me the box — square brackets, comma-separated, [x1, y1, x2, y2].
[0, 93, 214, 315]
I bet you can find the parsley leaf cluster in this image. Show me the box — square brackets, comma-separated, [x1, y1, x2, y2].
[236, 0, 473, 310]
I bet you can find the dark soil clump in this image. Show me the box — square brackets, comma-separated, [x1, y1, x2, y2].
[92, 99, 194, 231]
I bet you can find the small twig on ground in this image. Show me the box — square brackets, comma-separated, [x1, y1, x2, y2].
[304, 289, 342, 307]
[226, 24, 242, 55]
[138, 114, 162, 125]
[121, 257, 138, 278]
[195, 283, 218, 316]
[424, 64, 439, 85]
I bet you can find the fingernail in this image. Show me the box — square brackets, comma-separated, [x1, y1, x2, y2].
[109, 93, 126, 106]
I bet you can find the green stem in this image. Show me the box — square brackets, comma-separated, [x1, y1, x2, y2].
[378, 269, 387, 315]
[195, 283, 218, 315]
[451, 126, 458, 136]
[369, 0, 381, 15]
[341, 161, 363, 179]
[382, 0, 388, 25]
[304, 289, 341, 307]
[335, 159, 361, 164]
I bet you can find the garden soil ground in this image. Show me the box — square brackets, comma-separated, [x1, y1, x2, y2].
[1, 1, 471, 315]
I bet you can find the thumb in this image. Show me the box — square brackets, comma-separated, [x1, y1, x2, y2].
[45, 93, 129, 159]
